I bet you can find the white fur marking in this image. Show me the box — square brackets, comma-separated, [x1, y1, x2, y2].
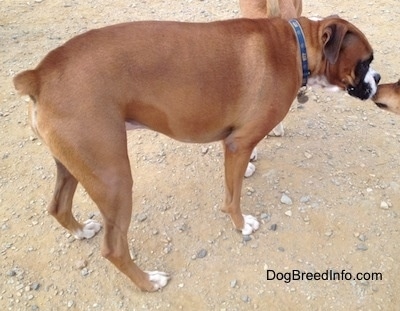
[245, 162, 256, 178]
[364, 67, 378, 98]
[74, 219, 102, 239]
[146, 271, 170, 290]
[125, 121, 147, 131]
[242, 214, 260, 235]
[30, 104, 40, 137]
[307, 75, 341, 92]
[309, 16, 323, 21]
[269, 122, 285, 136]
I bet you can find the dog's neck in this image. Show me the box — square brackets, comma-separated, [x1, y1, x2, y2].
[289, 19, 310, 87]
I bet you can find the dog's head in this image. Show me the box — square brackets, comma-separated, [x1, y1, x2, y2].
[372, 80, 400, 114]
[307, 17, 380, 100]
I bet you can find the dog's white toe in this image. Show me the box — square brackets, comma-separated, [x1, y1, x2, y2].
[241, 214, 260, 235]
[74, 219, 102, 239]
[146, 270, 170, 290]
[269, 122, 285, 137]
[245, 162, 256, 178]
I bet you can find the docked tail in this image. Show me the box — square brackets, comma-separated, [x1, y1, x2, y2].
[13, 70, 40, 101]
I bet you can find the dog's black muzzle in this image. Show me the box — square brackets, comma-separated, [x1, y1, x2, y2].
[347, 72, 381, 100]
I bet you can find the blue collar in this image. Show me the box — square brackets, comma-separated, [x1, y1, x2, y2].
[289, 19, 310, 87]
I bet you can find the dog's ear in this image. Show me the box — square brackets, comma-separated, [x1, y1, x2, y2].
[322, 22, 348, 64]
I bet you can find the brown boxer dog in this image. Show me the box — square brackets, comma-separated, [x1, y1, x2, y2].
[13, 16, 380, 291]
[373, 80, 400, 114]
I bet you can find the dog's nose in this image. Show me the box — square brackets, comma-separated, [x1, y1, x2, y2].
[374, 73, 381, 84]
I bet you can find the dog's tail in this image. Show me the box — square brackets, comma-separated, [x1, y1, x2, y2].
[267, 0, 281, 17]
[13, 70, 40, 102]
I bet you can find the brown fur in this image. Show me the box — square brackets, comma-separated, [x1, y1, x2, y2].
[372, 80, 400, 114]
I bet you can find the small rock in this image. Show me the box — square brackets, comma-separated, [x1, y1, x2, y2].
[261, 213, 271, 222]
[246, 187, 255, 195]
[164, 244, 173, 254]
[81, 267, 90, 276]
[325, 230, 333, 237]
[196, 249, 207, 259]
[261, 213, 270, 220]
[241, 295, 250, 303]
[75, 260, 87, 270]
[136, 213, 147, 222]
[31, 282, 40, 291]
[358, 234, 367, 242]
[356, 243, 368, 251]
[281, 194, 293, 205]
[7, 269, 16, 277]
[201, 146, 209, 155]
[284, 210, 292, 217]
[269, 224, 277, 231]
[300, 196, 311, 203]
[304, 151, 313, 159]
[230, 280, 237, 288]
[243, 235, 252, 242]
[67, 300, 74, 308]
[380, 201, 389, 209]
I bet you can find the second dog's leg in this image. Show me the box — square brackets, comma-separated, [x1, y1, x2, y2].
[222, 140, 260, 235]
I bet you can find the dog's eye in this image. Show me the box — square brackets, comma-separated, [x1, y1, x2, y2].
[361, 61, 369, 69]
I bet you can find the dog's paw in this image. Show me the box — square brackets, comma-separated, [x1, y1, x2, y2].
[74, 219, 102, 239]
[269, 122, 285, 137]
[241, 214, 260, 235]
[146, 271, 170, 291]
[244, 162, 256, 178]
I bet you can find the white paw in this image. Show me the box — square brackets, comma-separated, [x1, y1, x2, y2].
[241, 214, 260, 235]
[146, 270, 170, 290]
[269, 122, 285, 137]
[249, 148, 258, 162]
[74, 219, 102, 239]
[245, 162, 256, 178]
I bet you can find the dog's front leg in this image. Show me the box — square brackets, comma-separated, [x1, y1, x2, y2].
[222, 137, 260, 235]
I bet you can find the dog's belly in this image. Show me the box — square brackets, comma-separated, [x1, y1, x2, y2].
[125, 118, 233, 143]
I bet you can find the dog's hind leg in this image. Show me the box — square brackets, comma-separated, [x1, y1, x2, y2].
[45, 122, 169, 291]
[48, 159, 102, 239]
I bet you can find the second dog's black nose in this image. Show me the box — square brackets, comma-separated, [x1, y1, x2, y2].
[374, 73, 381, 84]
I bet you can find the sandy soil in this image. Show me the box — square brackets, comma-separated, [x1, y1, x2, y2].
[1, 0, 399, 310]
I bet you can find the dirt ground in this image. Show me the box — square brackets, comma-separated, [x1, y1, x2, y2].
[1, 0, 399, 310]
